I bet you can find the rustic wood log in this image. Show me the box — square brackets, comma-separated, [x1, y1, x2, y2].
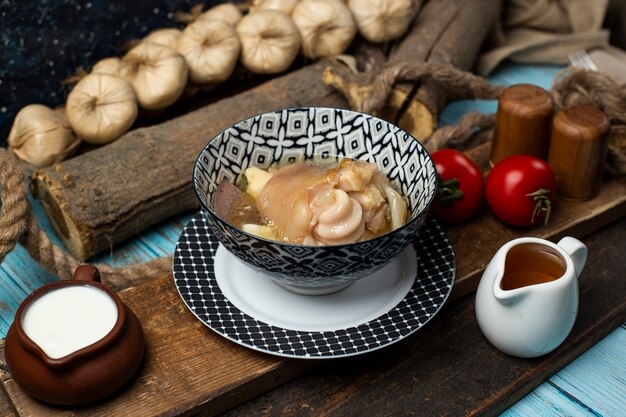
[387, 0, 502, 140]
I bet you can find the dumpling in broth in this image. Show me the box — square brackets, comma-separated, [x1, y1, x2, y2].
[241, 158, 408, 245]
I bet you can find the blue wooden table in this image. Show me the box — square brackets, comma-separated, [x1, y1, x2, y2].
[1, 63, 624, 415]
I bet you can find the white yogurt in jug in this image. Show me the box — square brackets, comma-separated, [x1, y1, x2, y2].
[21, 285, 119, 359]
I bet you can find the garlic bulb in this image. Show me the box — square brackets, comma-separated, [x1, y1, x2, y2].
[250, 0, 299, 15]
[347, 0, 420, 43]
[236, 10, 301, 74]
[143, 28, 182, 49]
[66, 73, 138, 145]
[177, 19, 241, 84]
[196, 2, 243, 25]
[91, 57, 122, 75]
[292, 0, 356, 59]
[119, 42, 188, 110]
[8, 104, 80, 168]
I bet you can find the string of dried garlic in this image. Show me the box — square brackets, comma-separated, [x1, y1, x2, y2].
[292, 0, 356, 59]
[8, 105, 80, 168]
[9, 0, 426, 167]
[66, 73, 138, 145]
[236, 10, 301, 74]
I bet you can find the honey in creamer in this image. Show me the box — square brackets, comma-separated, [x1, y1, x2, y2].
[500, 243, 567, 291]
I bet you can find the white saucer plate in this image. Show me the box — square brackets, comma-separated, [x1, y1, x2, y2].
[173, 213, 455, 359]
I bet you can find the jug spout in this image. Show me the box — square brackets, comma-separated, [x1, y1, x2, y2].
[493, 280, 529, 304]
[476, 236, 583, 359]
[557, 237, 587, 278]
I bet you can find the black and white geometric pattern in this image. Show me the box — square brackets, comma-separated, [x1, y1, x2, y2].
[192, 107, 438, 290]
[194, 107, 436, 218]
[173, 212, 455, 359]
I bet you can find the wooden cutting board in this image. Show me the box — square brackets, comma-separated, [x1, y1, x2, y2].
[0, 143, 624, 416]
[225, 217, 626, 416]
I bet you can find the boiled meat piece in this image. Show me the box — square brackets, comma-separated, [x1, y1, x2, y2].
[247, 158, 406, 245]
[256, 163, 327, 243]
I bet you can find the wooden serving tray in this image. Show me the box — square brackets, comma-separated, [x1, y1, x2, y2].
[1, 143, 625, 416]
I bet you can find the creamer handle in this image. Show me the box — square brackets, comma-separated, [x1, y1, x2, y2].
[557, 236, 587, 278]
[72, 264, 102, 283]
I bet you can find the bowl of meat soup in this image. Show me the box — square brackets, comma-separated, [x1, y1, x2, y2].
[193, 107, 437, 294]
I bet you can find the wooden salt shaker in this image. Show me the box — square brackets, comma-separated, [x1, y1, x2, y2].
[490, 84, 554, 165]
[548, 105, 610, 200]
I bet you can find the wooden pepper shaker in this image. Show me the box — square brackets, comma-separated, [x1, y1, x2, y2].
[548, 104, 610, 200]
[490, 84, 554, 166]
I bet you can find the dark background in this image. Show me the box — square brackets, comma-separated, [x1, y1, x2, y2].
[2, 1, 625, 148]
[0, 0, 227, 147]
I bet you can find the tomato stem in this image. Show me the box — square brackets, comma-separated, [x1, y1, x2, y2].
[526, 188, 552, 225]
[436, 178, 464, 206]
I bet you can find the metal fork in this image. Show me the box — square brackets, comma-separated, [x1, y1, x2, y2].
[569, 50, 598, 71]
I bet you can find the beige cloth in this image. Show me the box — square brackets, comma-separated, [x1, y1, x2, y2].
[478, 0, 610, 75]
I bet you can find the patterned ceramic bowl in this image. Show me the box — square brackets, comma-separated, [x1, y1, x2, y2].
[193, 107, 438, 294]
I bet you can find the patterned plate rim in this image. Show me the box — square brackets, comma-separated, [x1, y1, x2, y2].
[172, 212, 456, 359]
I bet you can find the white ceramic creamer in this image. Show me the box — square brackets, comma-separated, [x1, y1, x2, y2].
[475, 236, 587, 358]
[21, 285, 118, 359]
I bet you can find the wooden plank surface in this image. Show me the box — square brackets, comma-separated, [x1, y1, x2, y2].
[0, 277, 314, 417]
[0, 384, 17, 417]
[1, 63, 625, 416]
[503, 325, 626, 416]
[1, 214, 624, 416]
[221, 217, 626, 416]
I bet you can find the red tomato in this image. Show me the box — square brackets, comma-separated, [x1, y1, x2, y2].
[486, 155, 557, 227]
[430, 149, 484, 225]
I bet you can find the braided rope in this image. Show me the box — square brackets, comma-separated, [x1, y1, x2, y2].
[330, 62, 626, 173]
[0, 148, 171, 289]
[360, 61, 505, 114]
[0, 151, 29, 264]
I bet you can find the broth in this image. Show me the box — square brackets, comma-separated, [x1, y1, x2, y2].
[230, 192, 265, 227]
[225, 158, 408, 245]
[229, 194, 385, 242]
[500, 243, 566, 290]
